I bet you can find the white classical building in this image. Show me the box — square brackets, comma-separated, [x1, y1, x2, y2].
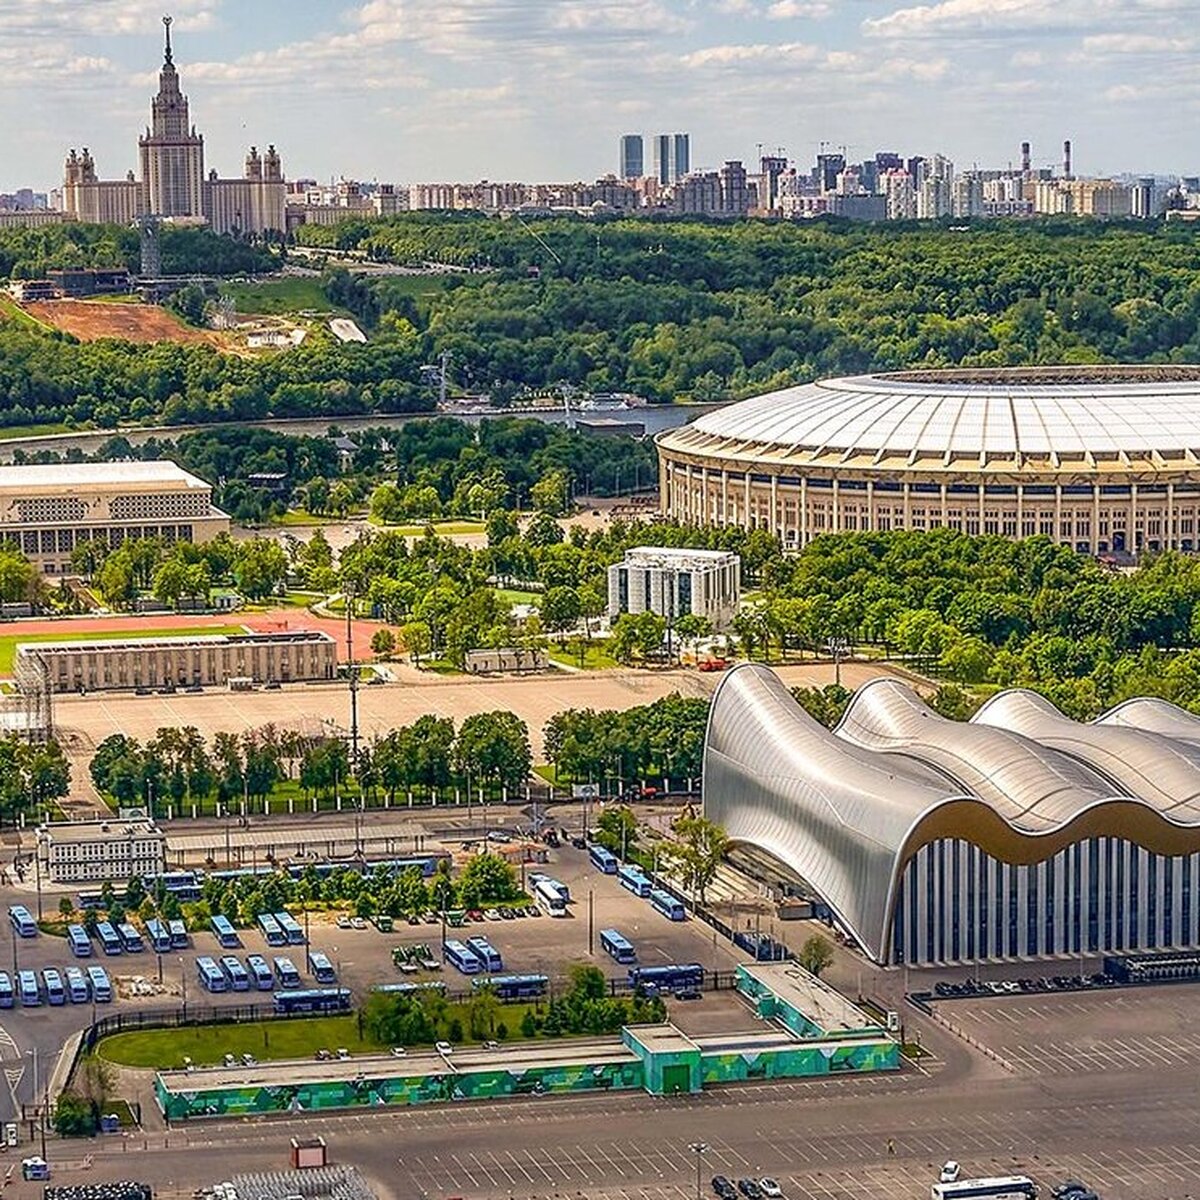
[38, 818, 166, 884]
[607, 546, 741, 631]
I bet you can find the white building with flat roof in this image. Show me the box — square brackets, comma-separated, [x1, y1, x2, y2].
[37, 817, 166, 883]
[607, 545, 741, 631]
[0, 460, 228, 575]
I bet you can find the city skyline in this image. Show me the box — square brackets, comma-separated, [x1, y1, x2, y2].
[1, 0, 1197, 193]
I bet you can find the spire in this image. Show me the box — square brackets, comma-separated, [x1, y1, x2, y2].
[163, 14, 173, 64]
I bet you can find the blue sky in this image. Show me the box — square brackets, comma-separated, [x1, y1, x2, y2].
[3, 0, 1198, 191]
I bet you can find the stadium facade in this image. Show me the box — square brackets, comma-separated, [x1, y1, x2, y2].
[657, 366, 1200, 555]
[704, 664, 1200, 966]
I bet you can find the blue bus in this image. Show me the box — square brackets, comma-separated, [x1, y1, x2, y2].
[588, 844, 619, 874]
[372, 980, 447, 997]
[246, 954, 274, 990]
[117, 922, 145, 952]
[196, 956, 228, 993]
[618, 865, 652, 897]
[221, 955, 250, 991]
[257, 914, 286, 946]
[629, 963, 704, 993]
[8, 905, 36, 938]
[443, 939, 482, 974]
[145, 870, 203, 901]
[17, 970, 39, 1006]
[168, 919, 189, 948]
[67, 924, 93, 958]
[275, 911, 305, 944]
[466, 936, 503, 972]
[0, 972, 12, 1008]
[600, 928, 637, 964]
[273, 956, 301, 988]
[210, 915, 240, 948]
[95, 921, 122, 956]
[474, 973, 548, 1000]
[42, 968, 65, 1006]
[307, 950, 336, 984]
[273, 987, 351, 1014]
[86, 965, 112, 1002]
[145, 919, 172, 953]
[649, 889, 686, 922]
[64, 966, 89, 1003]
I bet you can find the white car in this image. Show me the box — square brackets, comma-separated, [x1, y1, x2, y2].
[336, 915, 352, 929]
[940, 1162, 961, 1184]
[484, 908, 502, 921]
[759, 1180, 782, 1198]
[390, 1046, 407, 1057]
[435, 1041, 454, 1056]
[350, 917, 367, 930]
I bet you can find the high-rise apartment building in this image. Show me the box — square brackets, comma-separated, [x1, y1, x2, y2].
[620, 135, 644, 180]
[652, 133, 691, 184]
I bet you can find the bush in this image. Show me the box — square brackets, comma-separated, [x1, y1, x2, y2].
[53, 1090, 97, 1136]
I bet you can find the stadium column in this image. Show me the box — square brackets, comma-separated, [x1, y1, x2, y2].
[800, 476, 808, 545]
[770, 475, 779, 538]
[1130, 483, 1139, 554]
[661, 457, 671, 518]
[721, 470, 728, 523]
[831, 478, 840, 533]
[1016, 484, 1024, 536]
[1092, 484, 1101, 555]
[1054, 484, 1063, 548]
[939, 481, 947, 529]
[977, 482, 985, 534]
[903, 481, 912, 529]
[868, 480, 877, 536]
[685, 463, 694, 523]
[1168, 483, 1176, 549]
[743, 473, 751, 528]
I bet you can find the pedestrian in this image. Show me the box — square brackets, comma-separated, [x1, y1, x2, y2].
[886, 1138, 895, 1157]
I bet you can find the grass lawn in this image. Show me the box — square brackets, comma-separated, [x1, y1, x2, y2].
[547, 641, 622, 670]
[220, 277, 333, 315]
[96, 1002, 544, 1069]
[494, 588, 542, 607]
[0, 293, 54, 333]
[0, 624, 247, 675]
[0, 420, 70, 440]
[272, 509, 351, 527]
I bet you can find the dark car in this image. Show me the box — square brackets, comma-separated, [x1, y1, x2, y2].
[1051, 1183, 1091, 1199]
[737, 1179, 763, 1200]
[571, 837, 587, 850]
[711, 1177, 736, 1200]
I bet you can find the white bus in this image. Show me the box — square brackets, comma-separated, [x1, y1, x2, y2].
[533, 879, 567, 917]
[932, 1177, 1038, 1200]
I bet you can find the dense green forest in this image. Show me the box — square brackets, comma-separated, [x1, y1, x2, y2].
[1, 216, 1199, 431]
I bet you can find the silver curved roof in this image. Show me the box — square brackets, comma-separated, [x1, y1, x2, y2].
[836, 679, 1117, 830]
[974, 689, 1200, 820]
[1097, 697, 1200, 745]
[660, 367, 1200, 463]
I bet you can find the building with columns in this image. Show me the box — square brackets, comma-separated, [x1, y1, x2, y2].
[656, 367, 1200, 558]
[63, 17, 285, 237]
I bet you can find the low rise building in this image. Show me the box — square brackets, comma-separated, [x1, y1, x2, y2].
[608, 546, 741, 632]
[37, 817, 166, 883]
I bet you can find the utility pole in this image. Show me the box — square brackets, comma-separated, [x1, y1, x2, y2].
[587, 888, 595, 956]
[346, 588, 360, 772]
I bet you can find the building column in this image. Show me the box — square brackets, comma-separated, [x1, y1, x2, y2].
[701, 467, 710, 524]
[1054, 484, 1063, 547]
[1092, 483, 1101, 555]
[1130, 483, 1139, 554]
[1168, 482, 1176, 549]
[977, 483, 985, 533]
[743, 473, 751, 528]
[685, 463, 694, 524]
[1016, 484, 1024, 536]
[940, 482, 948, 529]
[721, 470, 729, 524]
[831, 478, 840, 533]
[661, 459, 672, 517]
[770, 475, 779, 538]
[800, 476, 808, 546]
[903, 481, 912, 528]
[867, 480, 876, 534]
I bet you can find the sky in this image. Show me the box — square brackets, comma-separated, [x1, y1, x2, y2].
[3, 0, 1199, 192]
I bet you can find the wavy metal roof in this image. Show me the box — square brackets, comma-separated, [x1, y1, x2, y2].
[1096, 697, 1200, 745]
[660, 367, 1200, 464]
[836, 679, 1117, 830]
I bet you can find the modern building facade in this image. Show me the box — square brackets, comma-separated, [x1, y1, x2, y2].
[37, 818, 166, 883]
[620, 135, 644, 180]
[18, 630, 337, 694]
[607, 546, 741, 631]
[0, 461, 228, 575]
[705, 664, 1200, 966]
[62, 18, 285, 236]
[657, 366, 1200, 557]
[652, 133, 691, 185]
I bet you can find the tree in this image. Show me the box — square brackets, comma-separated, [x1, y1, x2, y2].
[531, 469, 569, 516]
[370, 628, 397, 659]
[456, 853, 520, 908]
[0, 547, 34, 604]
[401, 620, 432, 667]
[595, 805, 639, 858]
[665, 814, 730, 905]
[797, 933, 835, 978]
[233, 538, 288, 600]
[167, 283, 208, 326]
[455, 711, 532, 793]
[540, 586, 581, 643]
[610, 611, 665, 664]
[674, 613, 713, 659]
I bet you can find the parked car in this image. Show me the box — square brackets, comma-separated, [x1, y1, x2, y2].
[737, 1179, 762, 1200]
[759, 1180, 782, 1198]
[711, 1177, 737, 1200]
[435, 1041, 454, 1056]
[939, 1162, 961, 1184]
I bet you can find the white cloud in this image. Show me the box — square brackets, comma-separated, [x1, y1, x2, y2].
[765, 0, 833, 18]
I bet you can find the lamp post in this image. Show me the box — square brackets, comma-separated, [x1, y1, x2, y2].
[826, 636, 848, 689]
[687, 1142, 709, 1200]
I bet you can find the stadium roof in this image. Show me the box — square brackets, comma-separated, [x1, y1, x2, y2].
[703, 664, 1200, 961]
[663, 367, 1200, 465]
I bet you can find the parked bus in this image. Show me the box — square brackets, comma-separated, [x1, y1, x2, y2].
[600, 928, 637, 964]
[246, 954, 274, 990]
[145, 870, 203, 901]
[196, 956, 228, 993]
[221, 955, 251, 991]
[533, 879, 567, 918]
[168, 919, 189, 948]
[273, 987, 351, 1014]
[443, 939, 483, 974]
[629, 963, 704, 993]
[529, 873, 571, 902]
[307, 950, 337, 984]
[256, 913, 286, 946]
[588, 844, 619, 874]
[67, 924, 93, 958]
[86, 965, 112, 1002]
[466, 936, 503, 972]
[210, 915, 240, 948]
[474, 973, 548, 1000]
[17, 970, 39, 1006]
[649, 889, 686, 922]
[117, 922, 145, 952]
[0, 972, 12, 1009]
[145, 918, 172, 953]
[8, 905, 36, 938]
[64, 966, 89, 1003]
[931, 1178, 1038, 1200]
[273, 956, 301, 988]
[372, 981, 447, 997]
[274, 911, 305, 944]
[618, 865, 652, 898]
[95, 921, 122, 956]
[41, 968, 65, 1006]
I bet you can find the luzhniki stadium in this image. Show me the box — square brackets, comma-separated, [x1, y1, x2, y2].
[704, 665, 1200, 966]
[657, 366, 1200, 554]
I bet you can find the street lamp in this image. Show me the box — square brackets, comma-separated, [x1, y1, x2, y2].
[687, 1142, 709, 1200]
[826, 636, 849, 689]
